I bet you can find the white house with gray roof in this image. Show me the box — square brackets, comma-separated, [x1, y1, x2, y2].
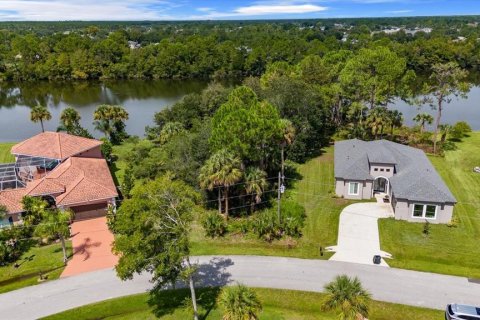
[334, 139, 456, 224]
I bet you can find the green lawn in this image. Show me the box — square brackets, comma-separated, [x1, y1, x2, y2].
[379, 132, 480, 278]
[42, 287, 443, 320]
[0, 142, 15, 163]
[0, 242, 72, 294]
[190, 147, 356, 259]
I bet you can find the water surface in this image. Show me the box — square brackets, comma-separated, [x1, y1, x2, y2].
[0, 80, 207, 142]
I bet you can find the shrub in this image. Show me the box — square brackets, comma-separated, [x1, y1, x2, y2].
[218, 284, 262, 320]
[253, 199, 306, 241]
[450, 121, 472, 140]
[0, 226, 32, 266]
[281, 199, 306, 238]
[202, 211, 227, 238]
[100, 138, 113, 162]
[440, 140, 457, 151]
[253, 209, 281, 242]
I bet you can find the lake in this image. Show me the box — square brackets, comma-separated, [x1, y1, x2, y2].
[0, 79, 479, 142]
[0, 80, 207, 142]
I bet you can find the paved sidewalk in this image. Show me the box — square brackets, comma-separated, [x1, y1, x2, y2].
[61, 217, 118, 277]
[328, 202, 393, 266]
[1, 255, 480, 319]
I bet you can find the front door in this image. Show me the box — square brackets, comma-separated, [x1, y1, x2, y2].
[374, 178, 387, 193]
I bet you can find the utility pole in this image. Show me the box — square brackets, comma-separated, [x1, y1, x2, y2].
[277, 172, 281, 224]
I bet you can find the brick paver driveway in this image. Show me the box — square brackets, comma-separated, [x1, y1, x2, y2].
[61, 217, 118, 277]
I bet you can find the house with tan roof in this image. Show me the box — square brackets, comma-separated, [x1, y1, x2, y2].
[0, 132, 118, 227]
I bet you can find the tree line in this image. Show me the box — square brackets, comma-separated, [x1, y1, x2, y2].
[1, 17, 480, 81]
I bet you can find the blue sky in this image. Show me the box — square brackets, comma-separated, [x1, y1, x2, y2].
[0, 0, 478, 21]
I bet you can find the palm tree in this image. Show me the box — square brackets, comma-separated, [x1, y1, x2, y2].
[159, 122, 185, 144]
[279, 119, 295, 180]
[199, 149, 243, 219]
[244, 167, 268, 213]
[413, 113, 434, 133]
[387, 110, 403, 139]
[93, 104, 113, 138]
[218, 284, 262, 320]
[366, 107, 389, 139]
[93, 105, 129, 142]
[439, 124, 452, 142]
[34, 209, 73, 264]
[58, 107, 81, 133]
[30, 105, 52, 133]
[322, 275, 372, 320]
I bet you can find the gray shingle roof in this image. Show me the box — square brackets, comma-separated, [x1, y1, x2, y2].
[334, 139, 456, 204]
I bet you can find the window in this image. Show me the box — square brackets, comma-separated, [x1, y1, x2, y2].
[348, 182, 359, 195]
[374, 168, 378, 171]
[412, 204, 437, 219]
[413, 204, 424, 217]
[380, 168, 384, 172]
[425, 205, 436, 218]
[386, 169, 390, 172]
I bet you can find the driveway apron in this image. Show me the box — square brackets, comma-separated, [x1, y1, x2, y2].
[328, 202, 393, 266]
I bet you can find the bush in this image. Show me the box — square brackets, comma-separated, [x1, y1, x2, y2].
[253, 199, 306, 241]
[253, 209, 281, 242]
[281, 199, 306, 238]
[202, 211, 227, 238]
[100, 138, 113, 161]
[450, 121, 472, 140]
[0, 226, 33, 266]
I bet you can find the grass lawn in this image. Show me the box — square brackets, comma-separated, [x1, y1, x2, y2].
[0, 241, 72, 294]
[0, 142, 15, 163]
[42, 287, 443, 320]
[189, 147, 357, 259]
[379, 132, 480, 278]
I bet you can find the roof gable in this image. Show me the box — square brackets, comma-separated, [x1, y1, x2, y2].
[11, 132, 102, 160]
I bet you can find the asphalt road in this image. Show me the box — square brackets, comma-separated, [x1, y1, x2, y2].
[1, 255, 479, 319]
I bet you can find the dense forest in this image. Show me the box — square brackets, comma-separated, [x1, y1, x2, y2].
[1, 16, 480, 81]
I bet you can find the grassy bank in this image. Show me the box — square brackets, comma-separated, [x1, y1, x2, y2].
[379, 132, 480, 278]
[42, 287, 443, 320]
[0, 142, 15, 163]
[0, 242, 72, 294]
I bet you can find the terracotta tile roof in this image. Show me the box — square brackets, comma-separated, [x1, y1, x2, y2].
[0, 157, 117, 214]
[51, 157, 118, 206]
[11, 132, 102, 160]
[0, 189, 26, 213]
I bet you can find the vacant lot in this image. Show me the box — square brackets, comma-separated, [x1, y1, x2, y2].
[379, 132, 480, 278]
[42, 287, 443, 320]
[189, 147, 356, 259]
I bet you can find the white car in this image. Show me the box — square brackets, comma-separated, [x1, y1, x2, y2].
[446, 304, 480, 320]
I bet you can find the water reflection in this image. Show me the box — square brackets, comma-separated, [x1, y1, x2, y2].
[0, 80, 207, 142]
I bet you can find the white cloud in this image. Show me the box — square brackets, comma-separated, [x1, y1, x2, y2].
[235, 4, 327, 15]
[196, 7, 214, 12]
[386, 9, 413, 13]
[0, 0, 179, 21]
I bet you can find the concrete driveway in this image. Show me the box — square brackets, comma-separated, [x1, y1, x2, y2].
[61, 217, 118, 277]
[328, 201, 393, 266]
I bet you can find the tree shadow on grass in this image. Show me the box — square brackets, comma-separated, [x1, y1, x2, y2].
[148, 257, 234, 319]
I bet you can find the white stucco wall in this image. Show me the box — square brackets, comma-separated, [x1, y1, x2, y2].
[370, 163, 395, 178]
[392, 198, 454, 224]
[335, 179, 373, 200]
